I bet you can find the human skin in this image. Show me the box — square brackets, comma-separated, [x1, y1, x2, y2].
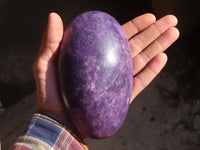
[33, 12, 179, 138]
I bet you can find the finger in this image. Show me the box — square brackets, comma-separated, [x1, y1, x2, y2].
[130, 53, 168, 102]
[129, 15, 178, 57]
[133, 27, 179, 75]
[33, 12, 63, 76]
[122, 13, 156, 40]
[37, 12, 63, 64]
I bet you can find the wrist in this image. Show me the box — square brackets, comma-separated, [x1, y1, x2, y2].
[37, 110, 85, 139]
[39, 111, 69, 125]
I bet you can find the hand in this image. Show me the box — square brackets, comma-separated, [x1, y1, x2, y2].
[33, 12, 179, 129]
[122, 14, 179, 102]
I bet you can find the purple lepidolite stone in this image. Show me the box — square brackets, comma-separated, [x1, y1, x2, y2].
[58, 11, 133, 139]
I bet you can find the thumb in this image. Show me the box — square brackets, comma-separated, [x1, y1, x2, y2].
[37, 12, 64, 64]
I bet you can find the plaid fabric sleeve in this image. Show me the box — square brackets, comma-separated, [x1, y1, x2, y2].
[10, 113, 89, 150]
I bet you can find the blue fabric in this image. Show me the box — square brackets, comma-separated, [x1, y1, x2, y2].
[26, 116, 62, 146]
[11, 113, 88, 150]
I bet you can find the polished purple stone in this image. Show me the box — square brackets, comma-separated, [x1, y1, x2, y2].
[58, 11, 133, 139]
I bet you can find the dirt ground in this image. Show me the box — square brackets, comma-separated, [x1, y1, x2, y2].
[0, 0, 200, 150]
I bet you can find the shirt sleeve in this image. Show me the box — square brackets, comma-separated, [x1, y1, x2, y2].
[10, 113, 89, 150]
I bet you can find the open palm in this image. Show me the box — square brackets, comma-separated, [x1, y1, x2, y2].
[33, 13, 179, 123]
[122, 14, 179, 102]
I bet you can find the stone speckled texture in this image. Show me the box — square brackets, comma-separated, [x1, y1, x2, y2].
[1, 1, 200, 149]
[58, 11, 133, 139]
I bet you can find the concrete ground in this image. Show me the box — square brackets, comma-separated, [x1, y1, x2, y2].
[0, 0, 200, 150]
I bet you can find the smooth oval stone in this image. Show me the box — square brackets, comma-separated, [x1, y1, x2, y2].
[58, 11, 133, 139]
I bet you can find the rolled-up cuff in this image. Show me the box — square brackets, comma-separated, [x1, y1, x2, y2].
[11, 113, 88, 150]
